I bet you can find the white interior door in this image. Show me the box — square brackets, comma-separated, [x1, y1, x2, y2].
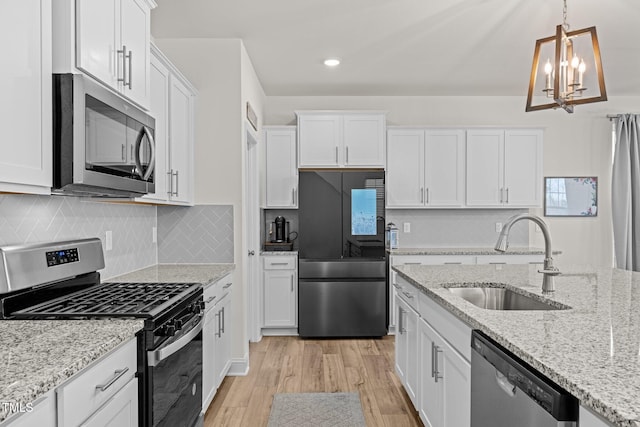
[245, 124, 261, 342]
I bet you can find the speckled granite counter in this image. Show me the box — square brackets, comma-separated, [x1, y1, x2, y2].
[393, 263, 640, 427]
[388, 247, 561, 256]
[107, 263, 236, 288]
[0, 319, 143, 422]
[260, 251, 298, 256]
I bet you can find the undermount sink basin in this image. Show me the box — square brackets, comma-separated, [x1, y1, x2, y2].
[446, 286, 568, 311]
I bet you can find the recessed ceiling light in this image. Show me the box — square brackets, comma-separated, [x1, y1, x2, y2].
[324, 58, 341, 67]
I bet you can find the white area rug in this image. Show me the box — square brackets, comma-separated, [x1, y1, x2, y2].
[267, 392, 367, 427]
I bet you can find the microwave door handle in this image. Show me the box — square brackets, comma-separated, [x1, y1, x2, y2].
[135, 125, 156, 181]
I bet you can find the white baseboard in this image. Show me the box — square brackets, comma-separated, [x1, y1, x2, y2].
[227, 354, 249, 376]
[261, 327, 298, 336]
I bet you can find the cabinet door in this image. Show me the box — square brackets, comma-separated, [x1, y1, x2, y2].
[263, 270, 297, 327]
[120, 0, 150, 107]
[298, 115, 342, 167]
[466, 129, 504, 206]
[168, 76, 194, 203]
[76, 0, 119, 88]
[214, 294, 232, 388]
[202, 309, 216, 409]
[0, 0, 52, 192]
[343, 114, 385, 167]
[386, 130, 424, 207]
[80, 379, 138, 427]
[424, 130, 465, 207]
[4, 392, 56, 427]
[418, 318, 441, 427]
[265, 128, 298, 208]
[440, 339, 471, 427]
[504, 129, 543, 207]
[404, 300, 419, 407]
[141, 52, 170, 202]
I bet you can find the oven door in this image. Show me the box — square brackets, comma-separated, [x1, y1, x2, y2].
[146, 315, 203, 427]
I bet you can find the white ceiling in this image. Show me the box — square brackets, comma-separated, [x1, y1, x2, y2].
[151, 0, 640, 97]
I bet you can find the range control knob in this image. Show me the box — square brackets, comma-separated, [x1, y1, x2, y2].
[173, 319, 183, 331]
[164, 324, 176, 337]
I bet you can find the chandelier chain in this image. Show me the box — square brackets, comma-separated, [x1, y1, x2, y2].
[562, 0, 569, 31]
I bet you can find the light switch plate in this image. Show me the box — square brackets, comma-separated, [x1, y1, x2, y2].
[152, 226, 157, 243]
[495, 222, 502, 232]
[105, 231, 113, 251]
[403, 222, 411, 233]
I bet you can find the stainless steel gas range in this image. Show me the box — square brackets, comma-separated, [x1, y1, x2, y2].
[0, 238, 204, 427]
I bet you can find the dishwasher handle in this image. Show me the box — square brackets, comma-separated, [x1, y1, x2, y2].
[495, 370, 516, 397]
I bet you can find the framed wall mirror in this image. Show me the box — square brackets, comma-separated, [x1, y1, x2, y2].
[544, 177, 598, 217]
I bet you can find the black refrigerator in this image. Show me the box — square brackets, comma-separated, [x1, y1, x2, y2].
[298, 170, 387, 338]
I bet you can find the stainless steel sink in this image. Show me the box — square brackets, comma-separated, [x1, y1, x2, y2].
[446, 286, 568, 310]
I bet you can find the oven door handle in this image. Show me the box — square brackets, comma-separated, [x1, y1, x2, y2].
[147, 316, 203, 367]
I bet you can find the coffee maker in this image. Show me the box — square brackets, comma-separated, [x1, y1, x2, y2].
[265, 216, 294, 251]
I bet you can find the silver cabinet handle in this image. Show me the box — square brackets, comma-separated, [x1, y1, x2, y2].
[392, 283, 401, 289]
[431, 342, 436, 378]
[292, 188, 295, 204]
[221, 306, 225, 334]
[402, 291, 414, 299]
[215, 311, 222, 338]
[270, 262, 289, 266]
[223, 283, 232, 289]
[134, 126, 156, 181]
[489, 262, 506, 265]
[346, 146, 349, 164]
[121, 144, 125, 161]
[420, 187, 424, 203]
[434, 345, 443, 382]
[131, 144, 134, 161]
[505, 187, 509, 203]
[398, 307, 404, 334]
[167, 170, 173, 196]
[127, 49, 133, 89]
[499, 188, 504, 203]
[290, 275, 294, 292]
[404, 262, 421, 265]
[172, 170, 179, 197]
[444, 262, 462, 265]
[335, 146, 339, 164]
[95, 368, 129, 392]
[205, 295, 217, 304]
[117, 45, 127, 86]
[426, 188, 429, 204]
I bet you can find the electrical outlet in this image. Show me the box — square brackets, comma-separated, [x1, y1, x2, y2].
[105, 231, 113, 251]
[152, 226, 157, 243]
[495, 222, 502, 232]
[403, 222, 411, 233]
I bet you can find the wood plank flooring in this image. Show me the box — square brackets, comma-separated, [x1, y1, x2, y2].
[204, 336, 423, 427]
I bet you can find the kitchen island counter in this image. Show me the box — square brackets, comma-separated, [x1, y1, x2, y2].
[388, 246, 561, 256]
[393, 263, 640, 427]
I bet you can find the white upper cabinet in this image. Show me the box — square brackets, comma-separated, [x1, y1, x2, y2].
[297, 112, 385, 168]
[466, 129, 542, 208]
[68, 0, 154, 109]
[387, 129, 464, 208]
[0, 0, 52, 195]
[264, 127, 298, 208]
[138, 44, 195, 205]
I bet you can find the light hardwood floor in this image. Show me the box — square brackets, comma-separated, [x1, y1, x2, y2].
[204, 336, 423, 427]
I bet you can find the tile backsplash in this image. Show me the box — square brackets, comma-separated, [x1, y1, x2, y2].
[386, 209, 529, 248]
[157, 205, 234, 263]
[0, 194, 157, 279]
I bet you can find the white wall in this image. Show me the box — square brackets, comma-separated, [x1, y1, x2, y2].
[154, 38, 265, 364]
[265, 96, 640, 267]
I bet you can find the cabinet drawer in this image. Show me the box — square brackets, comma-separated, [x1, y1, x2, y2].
[204, 273, 233, 312]
[263, 256, 296, 270]
[57, 339, 136, 427]
[395, 277, 420, 312]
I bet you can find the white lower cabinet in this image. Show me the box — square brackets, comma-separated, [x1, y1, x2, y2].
[579, 405, 616, 427]
[394, 276, 471, 427]
[57, 338, 137, 427]
[418, 318, 470, 427]
[203, 274, 234, 412]
[1, 391, 56, 427]
[262, 255, 297, 332]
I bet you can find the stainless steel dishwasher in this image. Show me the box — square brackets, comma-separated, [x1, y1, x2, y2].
[471, 331, 578, 427]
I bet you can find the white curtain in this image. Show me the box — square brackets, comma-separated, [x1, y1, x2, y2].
[612, 114, 640, 271]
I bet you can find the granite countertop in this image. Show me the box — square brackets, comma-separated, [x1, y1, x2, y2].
[107, 263, 236, 288]
[388, 247, 561, 256]
[0, 319, 143, 422]
[393, 263, 640, 427]
[0, 263, 235, 423]
[260, 251, 298, 256]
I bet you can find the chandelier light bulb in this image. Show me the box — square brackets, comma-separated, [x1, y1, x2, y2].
[571, 54, 580, 69]
[544, 59, 553, 75]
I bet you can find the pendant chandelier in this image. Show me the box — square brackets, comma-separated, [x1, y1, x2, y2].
[525, 0, 607, 113]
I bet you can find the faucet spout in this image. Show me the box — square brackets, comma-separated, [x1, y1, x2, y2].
[494, 214, 560, 293]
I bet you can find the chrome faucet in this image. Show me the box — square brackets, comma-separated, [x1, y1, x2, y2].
[494, 214, 560, 293]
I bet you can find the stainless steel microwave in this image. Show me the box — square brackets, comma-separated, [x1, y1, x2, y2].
[52, 74, 156, 197]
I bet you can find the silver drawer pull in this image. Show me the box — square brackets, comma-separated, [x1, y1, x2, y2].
[205, 296, 217, 304]
[404, 262, 421, 265]
[444, 262, 462, 265]
[392, 283, 401, 289]
[489, 262, 506, 265]
[402, 291, 414, 299]
[223, 283, 232, 289]
[95, 367, 129, 392]
[270, 262, 289, 266]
